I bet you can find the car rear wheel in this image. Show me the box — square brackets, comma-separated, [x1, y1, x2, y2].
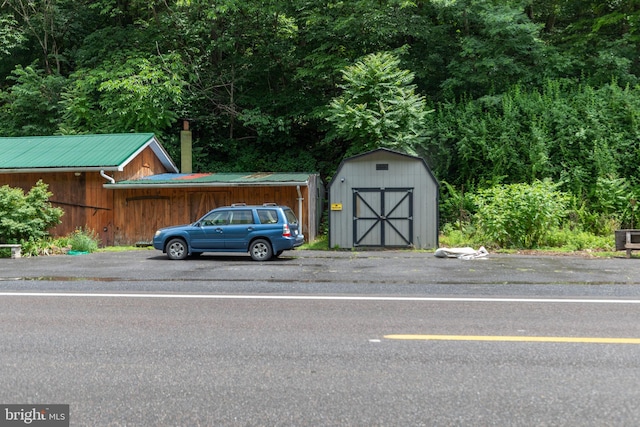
[166, 238, 188, 260]
[250, 239, 272, 261]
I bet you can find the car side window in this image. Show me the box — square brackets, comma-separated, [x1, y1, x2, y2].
[283, 209, 298, 225]
[257, 209, 279, 224]
[201, 211, 230, 226]
[230, 210, 254, 225]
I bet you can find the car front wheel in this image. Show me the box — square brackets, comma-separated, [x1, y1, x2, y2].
[250, 239, 273, 261]
[166, 238, 188, 260]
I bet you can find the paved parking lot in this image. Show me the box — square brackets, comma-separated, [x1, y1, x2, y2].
[2, 248, 640, 287]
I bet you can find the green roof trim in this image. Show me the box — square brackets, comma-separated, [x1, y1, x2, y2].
[0, 133, 178, 172]
[105, 172, 316, 188]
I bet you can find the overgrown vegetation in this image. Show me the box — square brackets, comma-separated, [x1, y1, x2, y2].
[1, 1, 639, 254]
[439, 180, 621, 252]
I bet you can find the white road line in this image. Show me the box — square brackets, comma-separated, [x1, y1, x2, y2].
[0, 292, 639, 304]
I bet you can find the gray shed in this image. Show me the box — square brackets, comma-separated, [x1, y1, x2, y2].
[328, 148, 439, 249]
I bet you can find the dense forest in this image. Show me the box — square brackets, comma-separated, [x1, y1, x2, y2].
[1, 0, 640, 241]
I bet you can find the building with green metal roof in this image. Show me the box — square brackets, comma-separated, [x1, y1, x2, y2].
[0, 133, 177, 172]
[0, 133, 323, 246]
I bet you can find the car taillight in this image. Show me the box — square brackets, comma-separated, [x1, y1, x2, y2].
[283, 224, 291, 237]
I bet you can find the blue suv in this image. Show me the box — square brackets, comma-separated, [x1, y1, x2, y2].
[153, 204, 304, 261]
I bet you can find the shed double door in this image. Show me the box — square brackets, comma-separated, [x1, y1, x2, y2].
[353, 188, 413, 247]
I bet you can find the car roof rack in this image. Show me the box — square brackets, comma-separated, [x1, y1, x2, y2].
[262, 203, 278, 206]
[231, 203, 247, 207]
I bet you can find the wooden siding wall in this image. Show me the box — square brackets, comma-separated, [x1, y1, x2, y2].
[114, 146, 168, 181]
[0, 172, 115, 245]
[0, 146, 171, 246]
[113, 185, 315, 246]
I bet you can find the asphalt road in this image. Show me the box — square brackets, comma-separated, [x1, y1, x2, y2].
[1, 249, 640, 426]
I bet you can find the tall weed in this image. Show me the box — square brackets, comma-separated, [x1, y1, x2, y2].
[472, 180, 569, 249]
[69, 228, 100, 253]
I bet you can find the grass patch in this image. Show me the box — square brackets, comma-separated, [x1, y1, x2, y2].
[300, 234, 329, 250]
[68, 228, 100, 253]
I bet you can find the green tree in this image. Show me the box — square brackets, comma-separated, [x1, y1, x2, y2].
[168, 0, 429, 173]
[1, 0, 74, 74]
[436, 1, 553, 99]
[529, 0, 640, 87]
[326, 51, 432, 156]
[164, 0, 307, 171]
[61, 52, 185, 133]
[0, 65, 67, 136]
[0, 13, 25, 56]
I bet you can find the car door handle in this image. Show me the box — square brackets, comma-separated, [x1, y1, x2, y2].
[247, 227, 255, 232]
[215, 228, 224, 233]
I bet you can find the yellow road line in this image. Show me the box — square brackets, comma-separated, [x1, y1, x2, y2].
[384, 335, 640, 344]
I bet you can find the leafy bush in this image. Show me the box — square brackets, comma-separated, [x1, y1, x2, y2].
[581, 176, 640, 233]
[439, 223, 485, 248]
[472, 180, 569, 249]
[68, 228, 100, 253]
[0, 180, 63, 245]
[439, 181, 477, 230]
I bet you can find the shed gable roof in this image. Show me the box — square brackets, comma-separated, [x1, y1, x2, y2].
[0, 133, 178, 173]
[330, 148, 438, 187]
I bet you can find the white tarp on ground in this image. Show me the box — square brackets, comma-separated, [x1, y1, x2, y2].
[434, 246, 488, 260]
